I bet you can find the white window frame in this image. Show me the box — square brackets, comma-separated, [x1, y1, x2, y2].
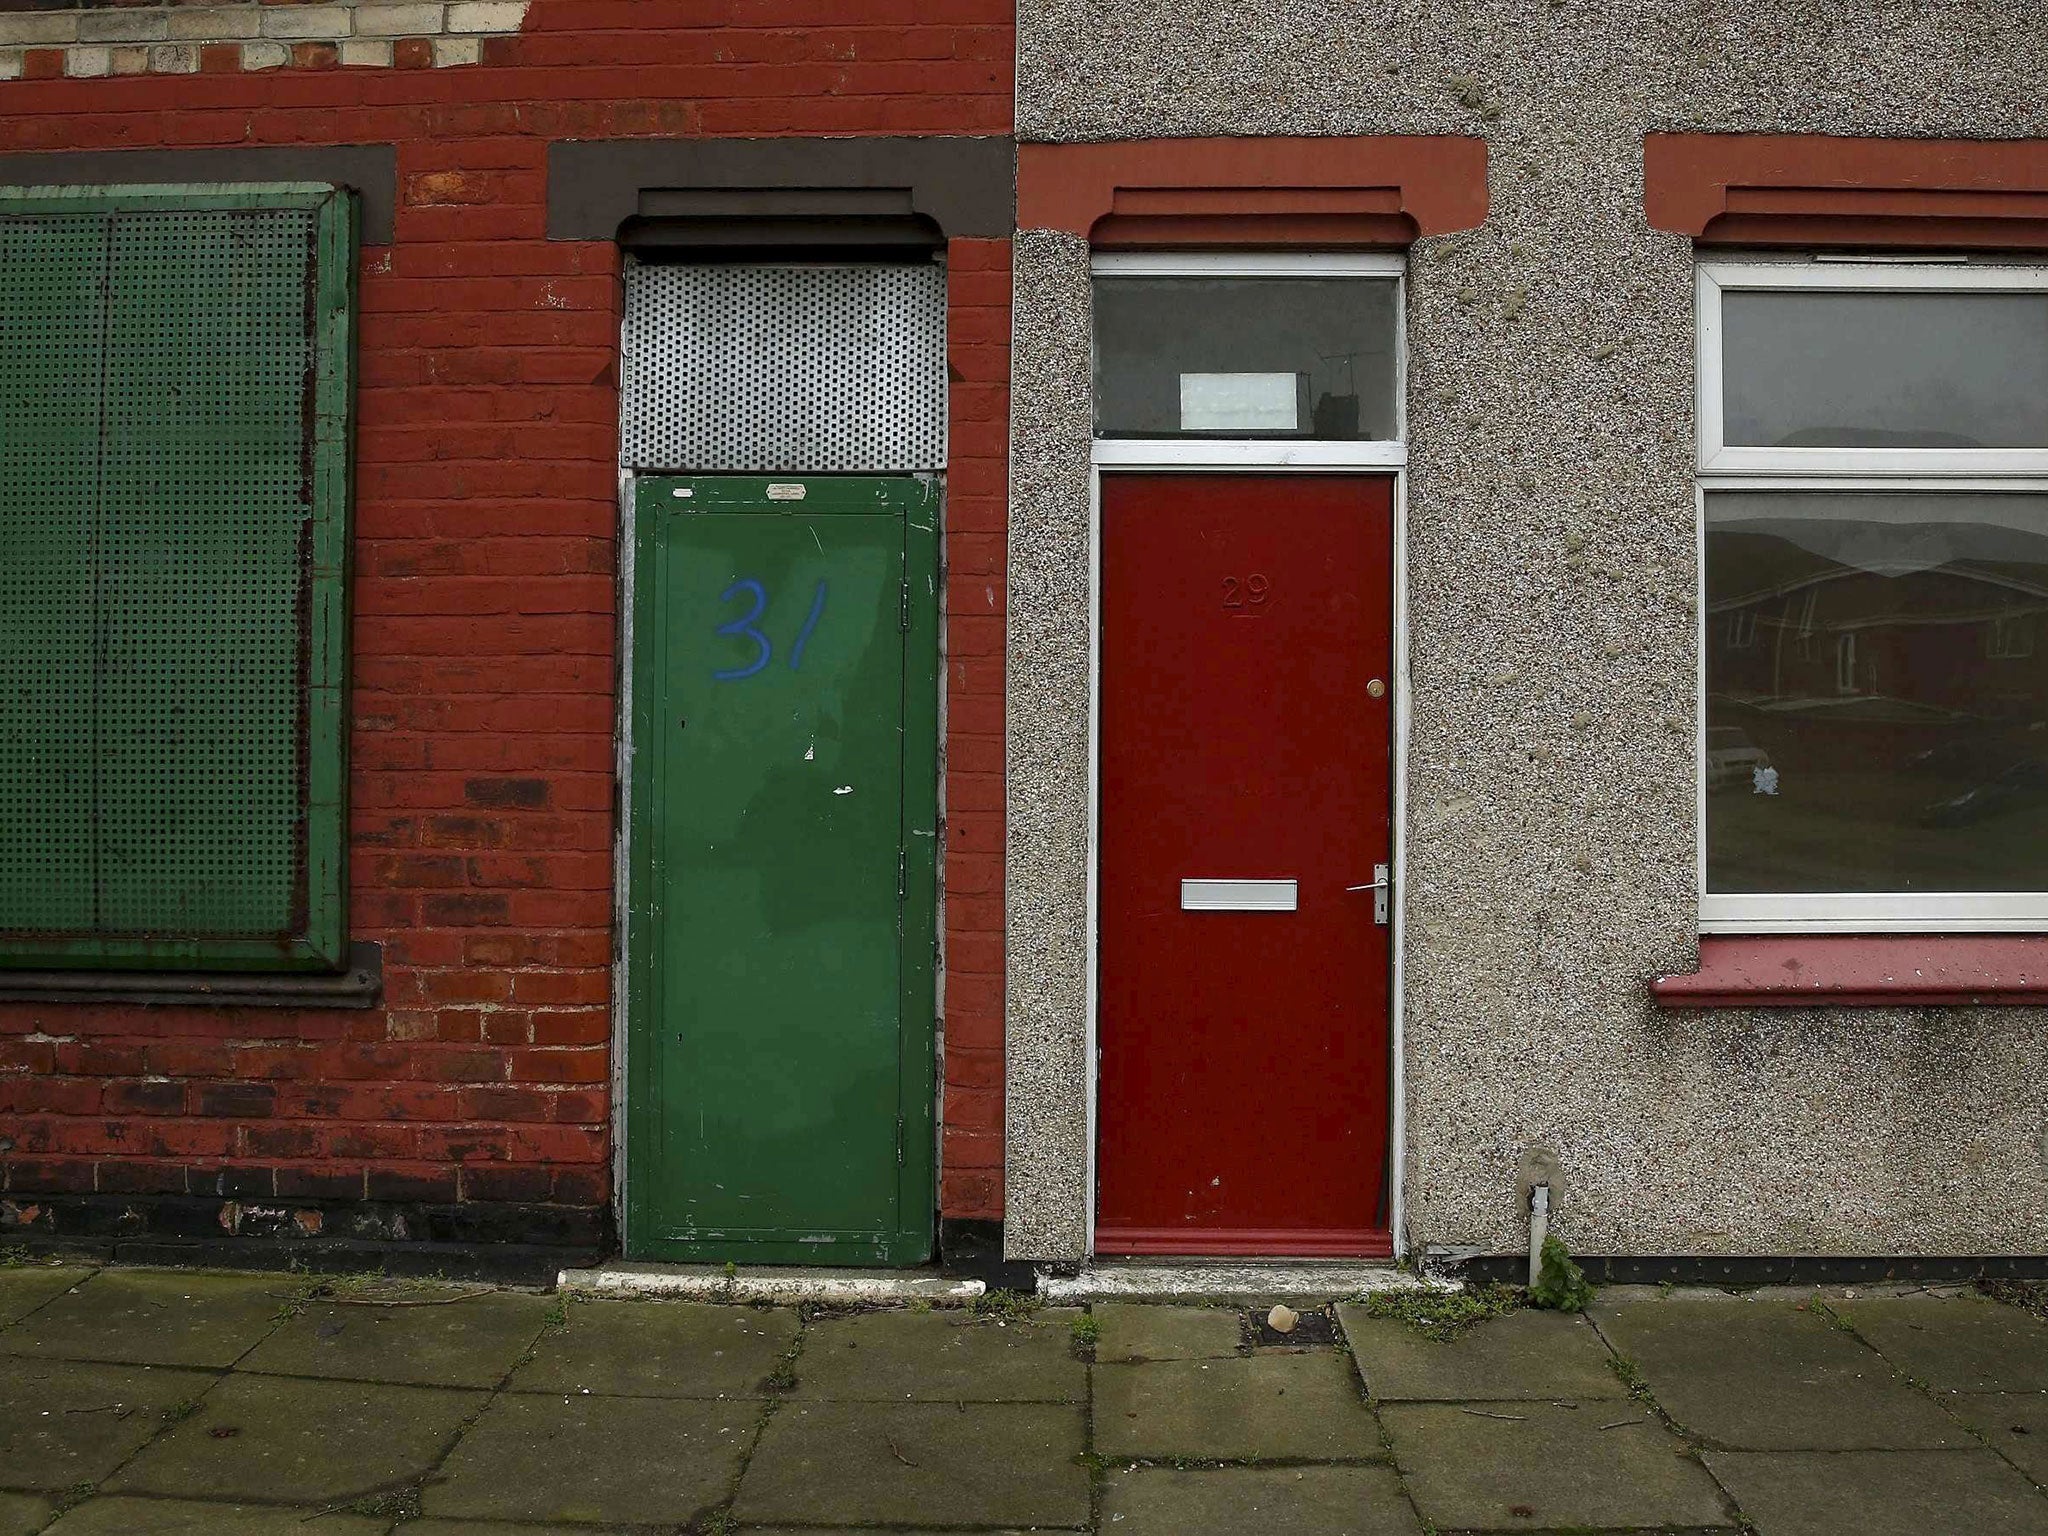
[1987, 613, 2036, 660]
[1698, 258, 2048, 933]
[1090, 250, 1407, 469]
[1698, 261, 2048, 477]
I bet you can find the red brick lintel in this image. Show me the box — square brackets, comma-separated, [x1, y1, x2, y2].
[1645, 133, 2048, 251]
[1653, 935, 2048, 1008]
[1017, 135, 1488, 248]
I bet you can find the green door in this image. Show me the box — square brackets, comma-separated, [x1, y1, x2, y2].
[627, 475, 938, 1265]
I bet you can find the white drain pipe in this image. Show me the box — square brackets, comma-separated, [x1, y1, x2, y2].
[1528, 1182, 1550, 1288]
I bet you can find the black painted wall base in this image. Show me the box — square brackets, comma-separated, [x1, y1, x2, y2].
[938, 1217, 1038, 1292]
[1454, 1252, 2048, 1286]
[2, 1192, 610, 1287]
[15, 1193, 2039, 1295]
[5, 1198, 1029, 1292]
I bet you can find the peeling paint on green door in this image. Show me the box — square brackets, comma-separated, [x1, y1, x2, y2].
[627, 475, 938, 1265]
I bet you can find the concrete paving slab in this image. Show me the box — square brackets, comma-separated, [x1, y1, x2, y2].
[108, 1373, 480, 1504]
[1835, 1295, 2048, 1392]
[1, 1269, 285, 1368]
[1594, 1294, 1966, 1449]
[736, 1400, 1088, 1528]
[1383, 1400, 1733, 1531]
[1093, 1351, 1383, 1460]
[42, 1497, 387, 1534]
[1945, 1392, 2048, 1484]
[0, 1357, 215, 1492]
[239, 1292, 550, 1389]
[1705, 1448, 2048, 1536]
[423, 1391, 751, 1526]
[794, 1307, 1084, 1401]
[506, 1298, 796, 1399]
[1101, 1465, 1422, 1536]
[0, 1266, 90, 1329]
[1337, 1304, 1624, 1402]
[1093, 1302, 1243, 1362]
[0, 1492, 50, 1536]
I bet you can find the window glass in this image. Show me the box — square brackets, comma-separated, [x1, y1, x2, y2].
[1705, 490, 2048, 894]
[1093, 277, 1398, 440]
[1721, 288, 2048, 449]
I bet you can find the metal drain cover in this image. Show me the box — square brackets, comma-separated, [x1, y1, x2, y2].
[1243, 1306, 1337, 1347]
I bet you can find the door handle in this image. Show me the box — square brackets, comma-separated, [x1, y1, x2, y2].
[1346, 864, 1391, 925]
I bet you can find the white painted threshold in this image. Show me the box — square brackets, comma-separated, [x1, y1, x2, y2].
[1041, 1261, 1450, 1302]
[558, 1262, 985, 1304]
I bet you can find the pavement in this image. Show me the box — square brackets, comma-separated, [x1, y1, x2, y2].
[0, 1261, 2045, 1534]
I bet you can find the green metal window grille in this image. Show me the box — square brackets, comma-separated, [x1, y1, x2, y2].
[0, 184, 355, 972]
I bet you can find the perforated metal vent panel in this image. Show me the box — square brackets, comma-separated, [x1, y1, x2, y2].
[621, 263, 947, 472]
[0, 193, 340, 961]
[0, 216, 104, 939]
[98, 209, 314, 939]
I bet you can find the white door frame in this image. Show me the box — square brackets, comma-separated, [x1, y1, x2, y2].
[1084, 246, 1413, 1257]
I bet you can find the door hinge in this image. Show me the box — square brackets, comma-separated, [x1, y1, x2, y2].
[899, 578, 910, 632]
[896, 848, 907, 901]
[896, 1115, 905, 1165]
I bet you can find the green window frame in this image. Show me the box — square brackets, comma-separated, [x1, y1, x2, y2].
[0, 184, 355, 972]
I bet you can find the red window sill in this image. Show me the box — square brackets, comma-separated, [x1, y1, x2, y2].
[1652, 935, 2048, 1008]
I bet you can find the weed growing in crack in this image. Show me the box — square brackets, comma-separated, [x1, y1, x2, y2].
[346, 1486, 422, 1522]
[1806, 1296, 1858, 1335]
[761, 1332, 803, 1393]
[161, 1398, 202, 1426]
[971, 1289, 1042, 1322]
[1609, 1353, 1653, 1402]
[1069, 1313, 1100, 1358]
[1980, 1279, 2048, 1322]
[1529, 1237, 1593, 1312]
[1361, 1283, 1524, 1342]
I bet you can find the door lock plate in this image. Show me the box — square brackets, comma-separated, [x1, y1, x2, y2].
[1345, 864, 1391, 925]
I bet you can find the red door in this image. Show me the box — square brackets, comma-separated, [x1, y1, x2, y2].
[1097, 474, 1393, 1257]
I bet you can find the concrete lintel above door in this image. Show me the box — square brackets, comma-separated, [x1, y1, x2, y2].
[546, 135, 1017, 244]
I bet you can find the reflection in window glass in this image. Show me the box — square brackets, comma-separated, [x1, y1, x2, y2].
[1705, 491, 2048, 894]
[1093, 277, 1398, 440]
[1721, 289, 2048, 449]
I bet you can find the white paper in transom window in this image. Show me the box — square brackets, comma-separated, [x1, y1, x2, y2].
[1179, 372, 1300, 432]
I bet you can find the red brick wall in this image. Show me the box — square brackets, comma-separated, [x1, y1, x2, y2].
[0, 0, 1010, 1244]
[941, 238, 1010, 1222]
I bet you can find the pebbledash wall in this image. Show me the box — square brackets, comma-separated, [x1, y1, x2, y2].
[0, 0, 1013, 1276]
[1005, 0, 2048, 1267]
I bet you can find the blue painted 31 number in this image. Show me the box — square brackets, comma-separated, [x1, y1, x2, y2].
[712, 578, 772, 681]
[713, 578, 829, 681]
